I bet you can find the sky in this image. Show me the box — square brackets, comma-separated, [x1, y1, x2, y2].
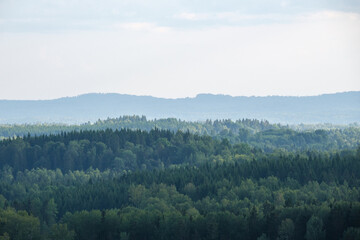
[0, 0, 360, 100]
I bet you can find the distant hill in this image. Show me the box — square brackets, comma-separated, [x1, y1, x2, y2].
[0, 92, 359, 124]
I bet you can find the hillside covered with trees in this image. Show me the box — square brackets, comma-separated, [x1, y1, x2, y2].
[0, 127, 359, 239]
[1, 116, 359, 152]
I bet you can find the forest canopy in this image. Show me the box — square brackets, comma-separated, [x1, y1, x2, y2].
[0, 118, 359, 240]
[1, 116, 359, 152]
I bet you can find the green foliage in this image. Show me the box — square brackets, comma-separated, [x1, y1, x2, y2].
[0, 125, 359, 240]
[0, 195, 6, 209]
[305, 216, 325, 240]
[0, 208, 41, 240]
[0, 233, 10, 240]
[1, 116, 359, 152]
[341, 227, 360, 240]
[48, 224, 75, 240]
[257, 233, 270, 240]
[277, 218, 295, 240]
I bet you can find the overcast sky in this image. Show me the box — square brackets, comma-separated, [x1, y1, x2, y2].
[0, 0, 360, 99]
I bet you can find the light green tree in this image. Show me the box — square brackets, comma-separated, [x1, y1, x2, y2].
[48, 224, 75, 240]
[277, 218, 295, 240]
[305, 216, 325, 240]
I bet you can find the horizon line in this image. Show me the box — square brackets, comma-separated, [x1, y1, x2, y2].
[0, 90, 359, 101]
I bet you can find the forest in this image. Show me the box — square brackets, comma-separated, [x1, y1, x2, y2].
[1, 116, 359, 151]
[0, 120, 359, 240]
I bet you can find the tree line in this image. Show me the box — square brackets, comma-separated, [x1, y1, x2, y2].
[1, 116, 359, 151]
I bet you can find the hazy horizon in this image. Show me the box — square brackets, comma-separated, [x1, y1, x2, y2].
[1, 91, 359, 125]
[1, 90, 359, 101]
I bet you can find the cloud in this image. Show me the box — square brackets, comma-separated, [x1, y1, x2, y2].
[214, 12, 289, 22]
[112, 22, 171, 32]
[0, 9, 359, 100]
[174, 11, 285, 22]
[298, 10, 360, 22]
[173, 12, 211, 21]
[171, 11, 297, 29]
[173, 10, 360, 28]
[1, 0, 360, 32]
[280, 1, 289, 8]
